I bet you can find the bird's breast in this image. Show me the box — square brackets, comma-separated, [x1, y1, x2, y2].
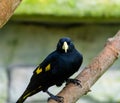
[55, 55, 76, 73]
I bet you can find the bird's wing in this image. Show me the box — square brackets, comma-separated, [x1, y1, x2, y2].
[33, 51, 57, 75]
[16, 52, 57, 102]
[29, 51, 57, 89]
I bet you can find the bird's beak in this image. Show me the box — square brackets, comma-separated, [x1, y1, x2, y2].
[62, 41, 69, 53]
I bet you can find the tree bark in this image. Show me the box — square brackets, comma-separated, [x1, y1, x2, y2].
[0, 0, 22, 28]
[48, 30, 120, 103]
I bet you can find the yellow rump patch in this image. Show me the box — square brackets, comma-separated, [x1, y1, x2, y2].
[36, 67, 42, 74]
[45, 64, 51, 71]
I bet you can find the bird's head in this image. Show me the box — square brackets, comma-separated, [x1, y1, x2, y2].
[57, 37, 75, 53]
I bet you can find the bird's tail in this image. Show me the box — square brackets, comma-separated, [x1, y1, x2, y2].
[16, 86, 42, 103]
[16, 91, 31, 103]
[16, 96, 26, 103]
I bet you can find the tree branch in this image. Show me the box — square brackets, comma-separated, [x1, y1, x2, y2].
[48, 30, 120, 103]
[0, 0, 22, 28]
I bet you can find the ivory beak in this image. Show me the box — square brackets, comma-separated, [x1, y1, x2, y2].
[62, 41, 68, 53]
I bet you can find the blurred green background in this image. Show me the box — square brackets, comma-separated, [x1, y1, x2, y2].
[0, 0, 120, 103]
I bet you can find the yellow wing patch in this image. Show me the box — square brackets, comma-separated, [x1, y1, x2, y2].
[36, 67, 42, 74]
[36, 64, 51, 74]
[45, 64, 51, 71]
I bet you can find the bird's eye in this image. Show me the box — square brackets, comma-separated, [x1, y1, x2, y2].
[67, 41, 71, 45]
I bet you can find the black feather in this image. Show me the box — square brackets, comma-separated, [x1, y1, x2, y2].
[16, 37, 83, 103]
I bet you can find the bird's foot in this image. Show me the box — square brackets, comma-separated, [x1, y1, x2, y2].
[46, 90, 64, 103]
[66, 78, 82, 87]
[48, 95, 64, 103]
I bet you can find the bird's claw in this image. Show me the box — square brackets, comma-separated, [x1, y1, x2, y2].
[48, 96, 64, 103]
[66, 79, 82, 87]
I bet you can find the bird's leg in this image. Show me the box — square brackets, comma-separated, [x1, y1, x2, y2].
[46, 90, 64, 103]
[66, 78, 82, 87]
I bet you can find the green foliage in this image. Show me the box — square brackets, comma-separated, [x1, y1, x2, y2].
[15, 0, 120, 18]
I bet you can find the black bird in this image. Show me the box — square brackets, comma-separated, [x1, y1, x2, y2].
[16, 37, 83, 103]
